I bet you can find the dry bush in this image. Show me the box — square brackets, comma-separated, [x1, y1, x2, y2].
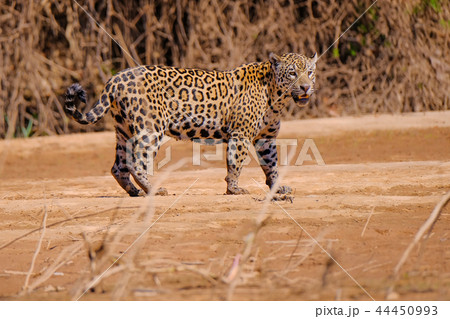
[0, 0, 448, 138]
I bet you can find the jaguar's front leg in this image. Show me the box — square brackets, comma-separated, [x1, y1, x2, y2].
[225, 133, 251, 195]
[254, 138, 292, 195]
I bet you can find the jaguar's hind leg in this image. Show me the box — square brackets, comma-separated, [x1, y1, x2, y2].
[128, 130, 168, 196]
[111, 162, 144, 197]
[111, 141, 144, 197]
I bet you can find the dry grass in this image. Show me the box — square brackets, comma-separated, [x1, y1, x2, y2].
[0, 0, 448, 138]
[22, 201, 48, 293]
[387, 190, 450, 299]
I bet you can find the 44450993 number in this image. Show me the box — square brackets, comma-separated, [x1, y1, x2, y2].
[376, 306, 438, 316]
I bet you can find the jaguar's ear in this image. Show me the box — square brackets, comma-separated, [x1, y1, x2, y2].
[310, 52, 318, 63]
[269, 52, 281, 68]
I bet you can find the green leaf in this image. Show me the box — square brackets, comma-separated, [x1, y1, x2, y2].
[439, 19, 450, 28]
[332, 47, 340, 58]
[429, 0, 441, 12]
[21, 119, 33, 138]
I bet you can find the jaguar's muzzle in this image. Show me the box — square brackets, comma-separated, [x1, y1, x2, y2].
[292, 92, 310, 105]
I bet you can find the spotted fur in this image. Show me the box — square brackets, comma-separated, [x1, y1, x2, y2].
[64, 52, 317, 196]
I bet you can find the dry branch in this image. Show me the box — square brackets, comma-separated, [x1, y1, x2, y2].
[361, 206, 375, 237]
[387, 190, 450, 298]
[22, 242, 84, 295]
[22, 205, 48, 293]
[72, 159, 190, 300]
[0, 206, 139, 251]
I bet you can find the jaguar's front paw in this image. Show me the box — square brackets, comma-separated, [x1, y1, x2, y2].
[276, 185, 292, 195]
[226, 187, 250, 195]
[129, 189, 147, 197]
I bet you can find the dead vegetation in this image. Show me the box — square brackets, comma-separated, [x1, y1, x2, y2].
[8, 184, 448, 300]
[0, 0, 448, 138]
[387, 190, 450, 299]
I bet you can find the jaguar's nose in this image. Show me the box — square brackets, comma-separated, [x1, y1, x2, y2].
[300, 84, 310, 94]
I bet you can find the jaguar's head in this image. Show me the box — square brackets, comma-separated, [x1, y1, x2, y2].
[269, 52, 317, 106]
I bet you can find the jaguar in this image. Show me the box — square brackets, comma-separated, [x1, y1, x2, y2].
[64, 52, 317, 196]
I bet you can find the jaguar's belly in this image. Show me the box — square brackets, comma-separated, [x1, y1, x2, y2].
[165, 118, 228, 143]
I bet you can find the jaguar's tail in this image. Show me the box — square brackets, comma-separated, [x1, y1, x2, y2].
[64, 83, 111, 125]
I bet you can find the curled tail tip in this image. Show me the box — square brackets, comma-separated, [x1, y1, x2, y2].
[64, 83, 107, 125]
[66, 83, 87, 104]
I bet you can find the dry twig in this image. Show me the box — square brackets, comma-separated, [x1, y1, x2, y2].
[387, 190, 450, 298]
[22, 203, 48, 293]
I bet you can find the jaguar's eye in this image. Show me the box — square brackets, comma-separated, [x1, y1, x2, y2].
[308, 70, 313, 78]
[289, 71, 297, 77]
